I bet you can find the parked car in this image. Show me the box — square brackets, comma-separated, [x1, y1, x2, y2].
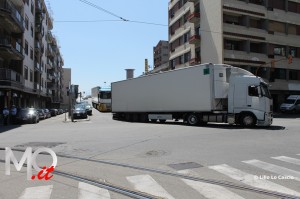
[16, 108, 39, 124]
[84, 104, 93, 116]
[72, 104, 88, 119]
[37, 109, 46, 120]
[50, 109, 58, 116]
[58, 109, 64, 114]
[280, 95, 300, 113]
[43, 109, 51, 118]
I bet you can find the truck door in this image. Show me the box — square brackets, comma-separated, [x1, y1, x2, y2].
[247, 85, 262, 110]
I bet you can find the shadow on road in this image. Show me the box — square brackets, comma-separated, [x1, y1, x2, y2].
[0, 124, 22, 133]
[273, 113, 300, 119]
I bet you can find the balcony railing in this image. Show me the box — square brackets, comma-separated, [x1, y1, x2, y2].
[0, 35, 24, 58]
[0, 68, 24, 88]
[34, 83, 40, 91]
[0, 0, 25, 32]
[188, 12, 200, 23]
[189, 57, 201, 65]
[189, 34, 201, 44]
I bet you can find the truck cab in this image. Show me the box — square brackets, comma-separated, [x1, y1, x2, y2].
[227, 69, 273, 126]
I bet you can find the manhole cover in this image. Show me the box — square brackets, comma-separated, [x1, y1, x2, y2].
[168, 162, 203, 170]
[14, 142, 65, 148]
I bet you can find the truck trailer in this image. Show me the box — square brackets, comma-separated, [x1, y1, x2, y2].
[111, 64, 273, 127]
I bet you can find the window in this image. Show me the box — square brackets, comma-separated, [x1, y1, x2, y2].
[269, 21, 285, 34]
[274, 46, 286, 56]
[288, 1, 300, 14]
[31, 0, 34, 14]
[30, 47, 33, 60]
[30, 70, 33, 82]
[24, 66, 28, 80]
[184, 52, 190, 63]
[25, 16, 29, 30]
[248, 86, 259, 97]
[31, 25, 33, 37]
[183, 32, 190, 43]
[275, 68, 287, 79]
[25, 40, 28, 55]
[289, 70, 300, 80]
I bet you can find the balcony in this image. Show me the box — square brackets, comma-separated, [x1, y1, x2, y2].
[34, 62, 42, 73]
[34, 83, 40, 91]
[46, 59, 53, 69]
[188, 12, 200, 23]
[46, 89, 52, 96]
[189, 57, 201, 65]
[189, 34, 201, 44]
[0, 36, 24, 60]
[0, 0, 24, 33]
[46, 31, 54, 43]
[47, 73, 52, 81]
[0, 68, 24, 89]
[47, 45, 54, 57]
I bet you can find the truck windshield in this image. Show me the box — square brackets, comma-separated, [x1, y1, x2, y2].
[260, 83, 272, 99]
[100, 91, 111, 99]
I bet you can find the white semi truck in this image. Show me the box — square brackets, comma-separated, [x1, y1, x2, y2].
[111, 64, 273, 127]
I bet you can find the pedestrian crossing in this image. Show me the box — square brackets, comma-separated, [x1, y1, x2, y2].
[15, 154, 300, 199]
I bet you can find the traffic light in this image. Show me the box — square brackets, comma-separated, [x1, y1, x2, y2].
[288, 55, 293, 64]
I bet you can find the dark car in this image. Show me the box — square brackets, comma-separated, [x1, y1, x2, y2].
[43, 109, 51, 118]
[50, 109, 58, 116]
[84, 104, 93, 116]
[37, 109, 46, 120]
[58, 109, 64, 114]
[72, 104, 87, 119]
[16, 108, 39, 124]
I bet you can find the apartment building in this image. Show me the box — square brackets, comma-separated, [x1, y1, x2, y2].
[0, 0, 64, 110]
[152, 40, 169, 73]
[168, 0, 300, 110]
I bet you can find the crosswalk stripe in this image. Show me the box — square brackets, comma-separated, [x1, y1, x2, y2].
[18, 185, 53, 199]
[272, 156, 300, 166]
[209, 164, 300, 197]
[78, 182, 110, 199]
[243, 159, 300, 181]
[178, 170, 245, 199]
[126, 175, 175, 199]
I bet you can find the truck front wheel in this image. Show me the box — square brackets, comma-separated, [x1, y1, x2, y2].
[240, 114, 256, 127]
[187, 113, 199, 126]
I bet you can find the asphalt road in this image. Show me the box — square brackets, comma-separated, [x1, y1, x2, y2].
[0, 109, 299, 199]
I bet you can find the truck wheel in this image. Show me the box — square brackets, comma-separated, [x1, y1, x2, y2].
[150, 119, 157, 123]
[240, 114, 256, 127]
[159, 119, 166, 123]
[187, 113, 199, 126]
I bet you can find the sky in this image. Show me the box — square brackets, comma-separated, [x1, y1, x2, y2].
[49, 0, 169, 95]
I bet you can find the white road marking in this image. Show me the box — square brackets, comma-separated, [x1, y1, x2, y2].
[18, 185, 53, 199]
[126, 175, 175, 199]
[209, 164, 300, 197]
[178, 169, 245, 199]
[272, 156, 300, 166]
[78, 182, 110, 199]
[243, 159, 300, 181]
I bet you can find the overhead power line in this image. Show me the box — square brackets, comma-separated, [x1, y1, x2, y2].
[77, 0, 167, 26]
[79, 0, 128, 21]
